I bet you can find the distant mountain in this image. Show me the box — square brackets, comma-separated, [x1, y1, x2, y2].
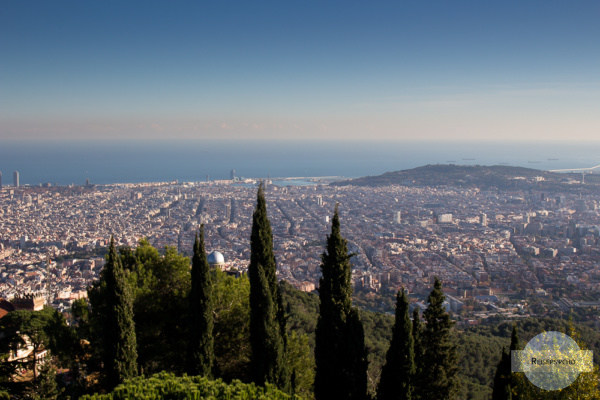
[332, 164, 600, 191]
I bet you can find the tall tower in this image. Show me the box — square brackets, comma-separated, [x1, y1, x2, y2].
[13, 171, 19, 187]
[395, 211, 402, 224]
[230, 169, 236, 181]
[225, 203, 231, 221]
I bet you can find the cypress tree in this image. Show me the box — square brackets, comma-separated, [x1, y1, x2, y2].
[378, 289, 415, 400]
[411, 308, 424, 400]
[492, 346, 512, 400]
[508, 326, 525, 400]
[187, 225, 214, 376]
[249, 183, 288, 389]
[509, 325, 519, 352]
[420, 277, 457, 400]
[315, 206, 368, 400]
[103, 237, 138, 388]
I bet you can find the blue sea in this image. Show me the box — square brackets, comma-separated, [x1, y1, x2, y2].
[1, 140, 600, 186]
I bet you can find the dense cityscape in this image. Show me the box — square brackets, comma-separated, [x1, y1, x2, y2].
[2, 168, 600, 325]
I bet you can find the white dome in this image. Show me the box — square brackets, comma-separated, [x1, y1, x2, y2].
[207, 251, 225, 265]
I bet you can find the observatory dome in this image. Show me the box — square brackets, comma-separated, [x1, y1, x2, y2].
[207, 251, 225, 266]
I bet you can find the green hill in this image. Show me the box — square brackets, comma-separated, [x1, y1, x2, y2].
[332, 164, 600, 191]
[281, 282, 600, 400]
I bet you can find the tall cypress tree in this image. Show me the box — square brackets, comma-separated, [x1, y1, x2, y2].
[420, 277, 457, 400]
[103, 237, 138, 388]
[187, 225, 214, 376]
[508, 326, 525, 400]
[411, 308, 424, 400]
[492, 346, 512, 400]
[315, 206, 368, 400]
[378, 289, 415, 400]
[249, 183, 288, 389]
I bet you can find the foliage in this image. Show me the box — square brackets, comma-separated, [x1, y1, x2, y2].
[0, 307, 74, 398]
[377, 290, 414, 400]
[89, 236, 137, 389]
[281, 282, 319, 347]
[332, 164, 597, 192]
[212, 269, 251, 382]
[187, 225, 214, 376]
[0, 307, 73, 382]
[287, 331, 315, 399]
[121, 239, 190, 375]
[314, 206, 368, 400]
[491, 326, 518, 400]
[80, 371, 305, 400]
[419, 277, 458, 400]
[24, 360, 62, 400]
[249, 183, 289, 389]
[411, 308, 424, 399]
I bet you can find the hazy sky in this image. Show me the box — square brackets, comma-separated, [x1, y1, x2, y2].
[1, 1, 599, 142]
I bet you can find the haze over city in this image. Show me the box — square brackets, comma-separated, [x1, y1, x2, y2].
[2, 1, 600, 143]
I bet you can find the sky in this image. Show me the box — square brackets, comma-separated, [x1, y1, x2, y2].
[1, 1, 599, 142]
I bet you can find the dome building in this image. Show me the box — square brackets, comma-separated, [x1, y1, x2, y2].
[207, 251, 225, 269]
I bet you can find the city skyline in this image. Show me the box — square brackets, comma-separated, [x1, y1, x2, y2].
[1, 1, 600, 142]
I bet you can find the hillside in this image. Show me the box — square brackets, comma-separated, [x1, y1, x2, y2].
[281, 282, 600, 400]
[332, 164, 600, 191]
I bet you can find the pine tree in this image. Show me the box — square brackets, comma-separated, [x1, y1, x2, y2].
[560, 319, 600, 399]
[187, 225, 214, 376]
[249, 183, 289, 389]
[419, 277, 457, 400]
[378, 289, 415, 400]
[315, 206, 368, 400]
[102, 237, 138, 388]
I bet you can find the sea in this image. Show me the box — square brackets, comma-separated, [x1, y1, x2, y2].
[1, 140, 600, 186]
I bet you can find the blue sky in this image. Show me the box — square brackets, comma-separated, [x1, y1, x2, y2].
[1, 1, 599, 141]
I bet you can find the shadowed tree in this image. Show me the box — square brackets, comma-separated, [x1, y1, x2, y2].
[492, 346, 512, 400]
[90, 237, 137, 389]
[378, 289, 414, 400]
[187, 224, 214, 376]
[411, 308, 424, 400]
[315, 205, 368, 400]
[249, 183, 289, 389]
[419, 277, 457, 400]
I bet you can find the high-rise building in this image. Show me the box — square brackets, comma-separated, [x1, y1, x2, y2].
[481, 213, 487, 227]
[437, 213, 453, 224]
[230, 169, 236, 181]
[0, 171, 2, 189]
[394, 211, 402, 224]
[317, 195, 323, 206]
[13, 171, 19, 187]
